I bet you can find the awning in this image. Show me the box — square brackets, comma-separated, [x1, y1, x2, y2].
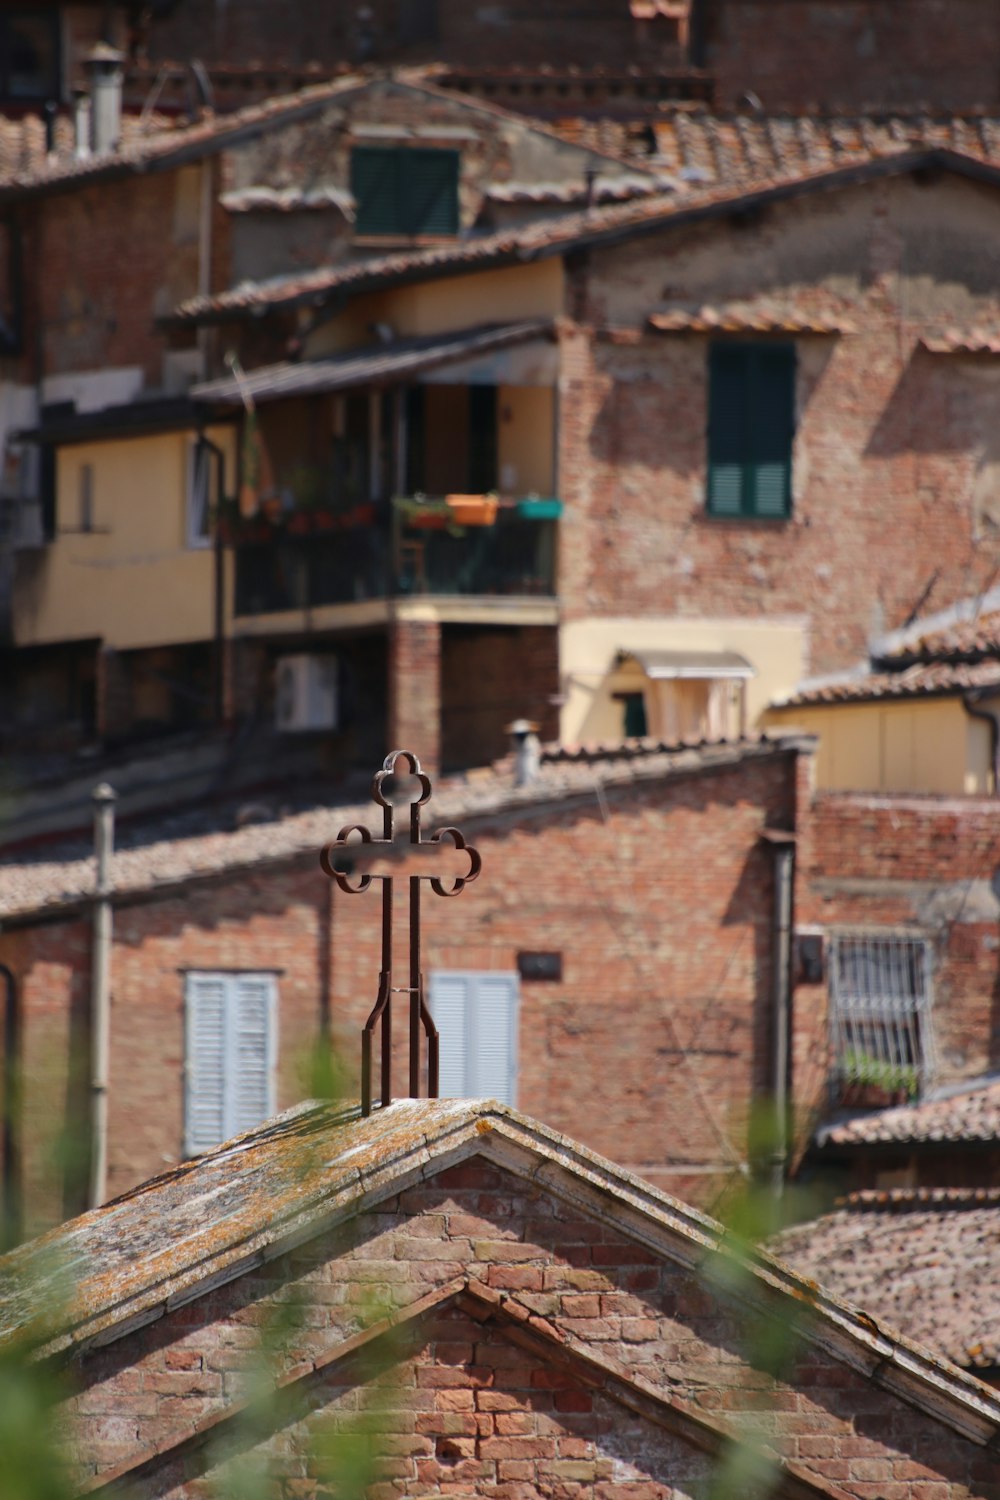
[191, 319, 555, 409]
[621, 648, 755, 680]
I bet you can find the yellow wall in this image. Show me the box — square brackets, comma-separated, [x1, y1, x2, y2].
[305, 259, 564, 357]
[561, 617, 806, 744]
[762, 696, 992, 795]
[13, 426, 236, 651]
[498, 385, 554, 495]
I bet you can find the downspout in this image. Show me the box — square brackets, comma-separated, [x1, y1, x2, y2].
[89, 782, 116, 1209]
[198, 435, 228, 726]
[761, 829, 796, 1200]
[0, 962, 19, 1247]
[962, 690, 1000, 794]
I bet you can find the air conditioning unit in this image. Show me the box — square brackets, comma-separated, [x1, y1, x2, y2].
[275, 655, 339, 732]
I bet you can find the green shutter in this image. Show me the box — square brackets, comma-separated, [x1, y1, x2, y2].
[623, 692, 648, 738]
[707, 344, 749, 516]
[351, 147, 400, 236]
[404, 148, 459, 236]
[352, 146, 458, 237]
[749, 345, 795, 518]
[707, 343, 795, 518]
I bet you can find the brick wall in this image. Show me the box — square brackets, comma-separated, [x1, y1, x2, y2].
[706, 0, 1000, 112]
[440, 624, 559, 770]
[388, 618, 442, 775]
[65, 1156, 995, 1497]
[0, 749, 803, 1229]
[801, 791, 1000, 1091]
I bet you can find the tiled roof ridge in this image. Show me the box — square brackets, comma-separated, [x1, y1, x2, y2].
[840, 1187, 1000, 1211]
[0, 734, 810, 925]
[817, 1076, 1000, 1148]
[4, 1097, 998, 1443]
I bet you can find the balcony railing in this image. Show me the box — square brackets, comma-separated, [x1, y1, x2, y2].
[232, 499, 558, 617]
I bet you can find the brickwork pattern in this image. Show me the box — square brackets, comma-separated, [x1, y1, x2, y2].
[388, 619, 442, 776]
[0, 752, 800, 1226]
[66, 1157, 999, 1498]
[440, 625, 559, 769]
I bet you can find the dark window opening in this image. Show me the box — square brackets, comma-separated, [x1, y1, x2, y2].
[351, 146, 460, 238]
[707, 342, 795, 519]
[621, 692, 648, 739]
[405, 384, 498, 495]
[0, 10, 60, 103]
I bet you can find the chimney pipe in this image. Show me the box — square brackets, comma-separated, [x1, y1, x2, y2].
[85, 42, 124, 155]
[506, 719, 541, 787]
[72, 89, 91, 159]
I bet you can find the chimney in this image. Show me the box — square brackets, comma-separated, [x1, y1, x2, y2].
[72, 88, 91, 159]
[506, 719, 541, 787]
[85, 43, 124, 155]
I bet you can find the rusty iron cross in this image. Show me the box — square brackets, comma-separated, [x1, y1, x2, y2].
[320, 750, 481, 1115]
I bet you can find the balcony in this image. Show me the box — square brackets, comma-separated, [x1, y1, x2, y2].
[232, 497, 558, 617]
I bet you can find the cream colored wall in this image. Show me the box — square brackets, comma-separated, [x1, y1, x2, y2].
[762, 697, 991, 794]
[561, 616, 807, 744]
[305, 259, 564, 357]
[13, 427, 236, 651]
[498, 385, 554, 495]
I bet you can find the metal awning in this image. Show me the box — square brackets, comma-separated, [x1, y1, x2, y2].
[621, 648, 755, 680]
[191, 319, 555, 409]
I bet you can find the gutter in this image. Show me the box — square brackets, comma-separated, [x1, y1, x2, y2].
[962, 689, 1000, 794]
[760, 828, 796, 1199]
[89, 784, 116, 1210]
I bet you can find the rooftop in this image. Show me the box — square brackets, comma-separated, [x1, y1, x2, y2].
[2, 1095, 997, 1445]
[0, 735, 809, 925]
[774, 1188, 1000, 1372]
[818, 1076, 1000, 1148]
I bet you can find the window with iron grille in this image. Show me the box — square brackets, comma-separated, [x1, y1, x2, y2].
[351, 146, 459, 238]
[707, 342, 795, 518]
[828, 933, 935, 1099]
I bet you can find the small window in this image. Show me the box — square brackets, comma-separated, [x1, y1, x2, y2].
[184, 972, 277, 1155]
[828, 934, 935, 1100]
[429, 971, 519, 1105]
[79, 463, 93, 533]
[187, 439, 212, 549]
[707, 342, 795, 519]
[0, 10, 60, 102]
[351, 146, 459, 238]
[621, 691, 647, 738]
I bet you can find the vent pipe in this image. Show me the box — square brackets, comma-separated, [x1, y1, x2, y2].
[507, 719, 541, 787]
[85, 43, 124, 155]
[72, 89, 91, 159]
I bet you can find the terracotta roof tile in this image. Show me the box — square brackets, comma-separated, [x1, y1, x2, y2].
[774, 1192, 1000, 1370]
[0, 735, 805, 924]
[819, 1078, 1000, 1147]
[649, 302, 853, 334]
[777, 657, 1000, 708]
[922, 330, 1000, 354]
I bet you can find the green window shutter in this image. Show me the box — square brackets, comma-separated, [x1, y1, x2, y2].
[707, 343, 795, 517]
[351, 147, 400, 236]
[403, 148, 459, 236]
[749, 345, 795, 518]
[707, 344, 749, 516]
[623, 692, 647, 738]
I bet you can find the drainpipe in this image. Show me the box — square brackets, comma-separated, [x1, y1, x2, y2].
[761, 829, 796, 1200]
[89, 782, 116, 1209]
[198, 435, 228, 726]
[0, 962, 19, 1246]
[962, 690, 1000, 794]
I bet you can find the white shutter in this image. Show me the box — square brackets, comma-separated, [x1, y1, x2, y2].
[429, 972, 471, 1098]
[185, 972, 277, 1156]
[229, 974, 277, 1135]
[185, 974, 228, 1156]
[469, 973, 518, 1106]
[429, 971, 519, 1106]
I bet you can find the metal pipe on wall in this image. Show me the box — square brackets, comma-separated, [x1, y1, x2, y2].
[762, 829, 796, 1201]
[0, 961, 19, 1246]
[89, 782, 116, 1209]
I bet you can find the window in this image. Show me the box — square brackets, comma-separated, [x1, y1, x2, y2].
[828, 934, 935, 1099]
[0, 10, 60, 102]
[351, 146, 459, 238]
[187, 439, 212, 548]
[619, 691, 647, 738]
[428, 971, 519, 1105]
[79, 463, 93, 533]
[707, 342, 795, 518]
[184, 972, 277, 1155]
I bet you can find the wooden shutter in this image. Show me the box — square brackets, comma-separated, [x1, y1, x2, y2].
[749, 345, 795, 517]
[404, 149, 459, 236]
[468, 973, 518, 1105]
[185, 973, 276, 1155]
[184, 973, 228, 1156]
[351, 147, 400, 236]
[707, 344, 748, 516]
[429, 972, 470, 1097]
[429, 971, 519, 1105]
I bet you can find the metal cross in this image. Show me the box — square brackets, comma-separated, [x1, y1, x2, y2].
[320, 749, 481, 1115]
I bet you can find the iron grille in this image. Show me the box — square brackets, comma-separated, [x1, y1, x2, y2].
[828, 932, 936, 1099]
